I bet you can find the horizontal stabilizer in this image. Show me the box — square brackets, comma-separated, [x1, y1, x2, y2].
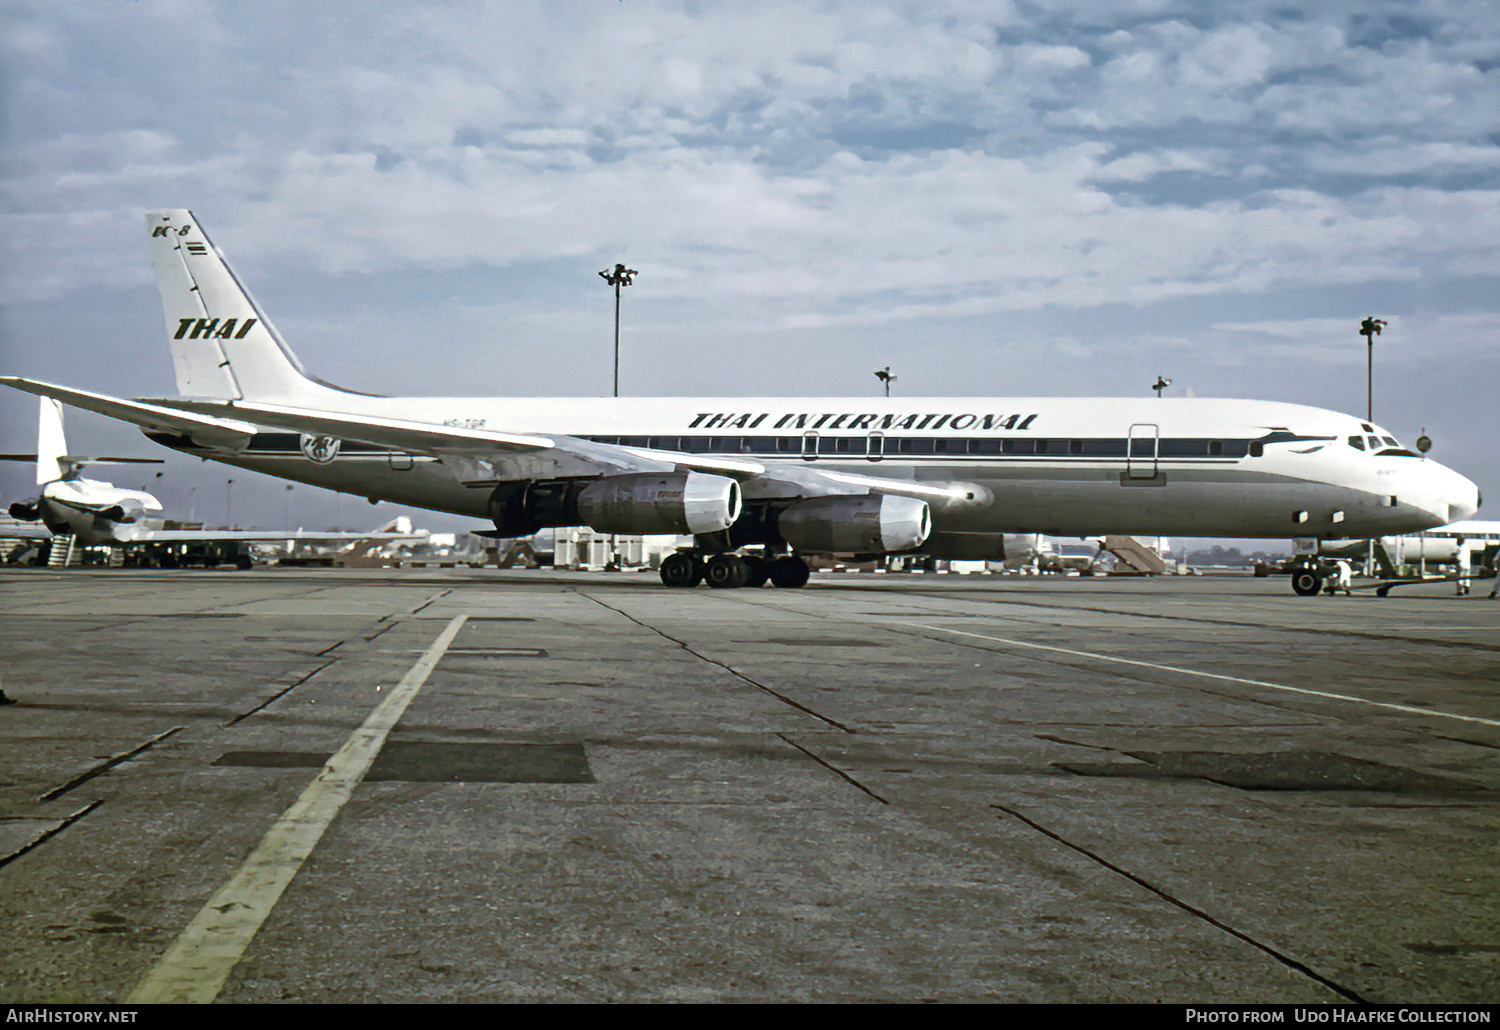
[0, 454, 165, 467]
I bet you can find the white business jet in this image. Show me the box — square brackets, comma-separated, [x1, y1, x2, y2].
[0, 210, 1481, 592]
[2, 397, 419, 568]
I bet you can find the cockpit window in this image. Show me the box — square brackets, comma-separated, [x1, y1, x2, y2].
[1348, 436, 1365, 450]
[1381, 436, 1398, 447]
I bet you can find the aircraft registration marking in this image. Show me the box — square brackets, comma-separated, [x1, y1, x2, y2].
[126, 613, 469, 1003]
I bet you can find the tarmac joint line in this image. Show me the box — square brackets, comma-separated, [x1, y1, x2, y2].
[0, 801, 101, 870]
[991, 801, 1367, 1004]
[776, 734, 889, 804]
[38, 726, 185, 802]
[578, 590, 857, 733]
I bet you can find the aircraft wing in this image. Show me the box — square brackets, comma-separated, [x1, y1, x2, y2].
[0, 522, 54, 540]
[194, 400, 973, 501]
[1, 377, 258, 450]
[176, 399, 559, 454]
[168, 399, 769, 480]
[123, 529, 425, 544]
[2, 381, 976, 505]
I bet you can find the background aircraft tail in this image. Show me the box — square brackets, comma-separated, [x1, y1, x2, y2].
[146, 210, 352, 404]
[3, 398, 165, 487]
[36, 397, 67, 485]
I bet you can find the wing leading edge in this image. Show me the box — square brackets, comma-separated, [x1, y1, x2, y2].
[2, 379, 980, 508]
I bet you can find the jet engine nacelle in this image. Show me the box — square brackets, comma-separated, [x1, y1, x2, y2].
[487, 473, 741, 537]
[8, 501, 40, 522]
[778, 494, 932, 554]
[577, 472, 742, 535]
[98, 499, 149, 524]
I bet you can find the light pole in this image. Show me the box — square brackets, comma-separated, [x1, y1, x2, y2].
[1152, 376, 1172, 397]
[1359, 316, 1386, 422]
[874, 367, 896, 397]
[598, 263, 638, 397]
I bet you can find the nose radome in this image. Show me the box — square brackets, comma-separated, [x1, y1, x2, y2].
[1437, 463, 1481, 523]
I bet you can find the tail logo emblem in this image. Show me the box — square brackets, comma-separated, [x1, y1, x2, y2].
[300, 434, 341, 464]
[174, 317, 257, 340]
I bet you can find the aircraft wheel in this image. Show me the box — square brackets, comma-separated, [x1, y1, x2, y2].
[705, 554, 750, 589]
[1291, 569, 1323, 596]
[234, 553, 254, 571]
[659, 553, 703, 588]
[769, 556, 811, 588]
[742, 556, 770, 588]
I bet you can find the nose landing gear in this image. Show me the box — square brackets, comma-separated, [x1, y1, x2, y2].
[1291, 566, 1323, 596]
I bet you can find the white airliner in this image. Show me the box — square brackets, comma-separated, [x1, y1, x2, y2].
[0, 209, 1482, 592]
[1321, 520, 1500, 568]
[2, 397, 419, 568]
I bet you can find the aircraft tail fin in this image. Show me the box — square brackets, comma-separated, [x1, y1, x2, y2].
[36, 398, 67, 485]
[145, 211, 356, 404]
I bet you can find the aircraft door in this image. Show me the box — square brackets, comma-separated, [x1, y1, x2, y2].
[1127, 423, 1159, 479]
[802, 432, 819, 461]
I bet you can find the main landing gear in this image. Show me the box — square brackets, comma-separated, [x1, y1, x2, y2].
[658, 552, 811, 589]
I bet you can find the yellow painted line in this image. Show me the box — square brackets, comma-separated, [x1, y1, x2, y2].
[913, 622, 1500, 729]
[127, 614, 467, 1004]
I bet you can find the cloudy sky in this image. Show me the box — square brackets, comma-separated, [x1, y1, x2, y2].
[2, 0, 1497, 536]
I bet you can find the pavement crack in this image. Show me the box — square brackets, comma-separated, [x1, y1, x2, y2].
[989, 801, 1368, 1004]
[224, 658, 340, 727]
[38, 728, 184, 802]
[577, 591, 856, 733]
[384, 589, 452, 620]
[0, 802, 101, 870]
[1034, 733, 1127, 753]
[776, 734, 888, 804]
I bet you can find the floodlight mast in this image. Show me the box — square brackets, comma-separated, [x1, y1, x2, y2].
[1360, 316, 1387, 422]
[874, 366, 896, 397]
[598, 263, 638, 398]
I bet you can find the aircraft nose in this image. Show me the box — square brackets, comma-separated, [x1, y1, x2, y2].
[1434, 461, 1480, 524]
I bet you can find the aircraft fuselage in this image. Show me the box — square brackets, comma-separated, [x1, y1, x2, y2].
[146, 394, 1477, 542]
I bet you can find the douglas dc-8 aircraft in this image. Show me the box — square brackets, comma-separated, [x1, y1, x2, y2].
[0, 210, 1481, 592]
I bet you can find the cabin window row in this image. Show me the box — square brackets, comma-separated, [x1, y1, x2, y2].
[587, 435, 1253, 458]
